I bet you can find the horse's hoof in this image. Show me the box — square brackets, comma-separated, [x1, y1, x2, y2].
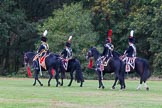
[119, 89, 124, 91]
[60, 84, 63, 86]
[40, 84, 43, 86]
[80, 85, 83, 87]
[120, 87, 125, 90]
[112, 86, 115, 89]
[48, 84, 50, 87]
[102, 86, 105, 89]
[33, 83, 36, 86]
[146, 87, 149, 91]
[68, 84, 71, 87]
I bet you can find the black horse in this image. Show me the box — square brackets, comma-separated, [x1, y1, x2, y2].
[24, 51, 84, 87]
[59, 58, 84, 87]
[86, 47, 125, 89]
[24, 52, 63, 87]
[113, 51, 151, 90]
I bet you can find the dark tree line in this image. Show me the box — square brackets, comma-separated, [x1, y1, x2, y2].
[0, 0, 162, 76]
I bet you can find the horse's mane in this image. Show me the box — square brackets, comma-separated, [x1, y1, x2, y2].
[91, 46, 121, 58]
[112, 51, 122, 58]
[91, 47, 101, 55]
[25, 51, 36, 58]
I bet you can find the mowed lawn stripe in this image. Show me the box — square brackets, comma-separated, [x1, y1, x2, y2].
[0, 77, 162, 108]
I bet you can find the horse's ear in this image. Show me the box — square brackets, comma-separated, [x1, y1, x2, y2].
[90, 46, 93, 48]
[22, 51, 25, 55]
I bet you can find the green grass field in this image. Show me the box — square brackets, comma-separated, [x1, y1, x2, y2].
[0, 77, 162, 108]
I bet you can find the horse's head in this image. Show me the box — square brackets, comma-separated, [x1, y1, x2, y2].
[86, 47, 94, 60]
[24, 52, 29, 67]
[23, 52, 36, 67]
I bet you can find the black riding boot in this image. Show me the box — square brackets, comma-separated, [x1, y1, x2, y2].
[33, 60, 39, 70]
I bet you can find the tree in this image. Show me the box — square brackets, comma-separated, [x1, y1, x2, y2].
[37, 2, 98, 66]
[0, 0, 37, 75]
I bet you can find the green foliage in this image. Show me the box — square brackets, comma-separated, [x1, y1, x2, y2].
[91, 0, 162, 75]
[127, 0, 162, 74]
[37, 3, 98, 65]
[0, 0, 37, 74]
[0, 0, 162, 76]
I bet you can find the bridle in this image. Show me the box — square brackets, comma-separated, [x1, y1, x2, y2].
[24, 53, 29, 67]
[86, 50, 93, 59]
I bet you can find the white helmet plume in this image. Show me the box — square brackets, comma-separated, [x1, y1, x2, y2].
[130, 30, 134, 37]
[68, 35, 72, 41]
[43, 30, 48, 36]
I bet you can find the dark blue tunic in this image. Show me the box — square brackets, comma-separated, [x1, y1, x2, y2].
[124, 44, 136, 57]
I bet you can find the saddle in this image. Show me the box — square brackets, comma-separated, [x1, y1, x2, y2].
[96, 57, 111, 71]
[101, 56, 111, 66]
[33, 53, 49, 70]
[122, 57, 136, 72]
[39, 55, 48, 70]
[61, 58, 71, 71]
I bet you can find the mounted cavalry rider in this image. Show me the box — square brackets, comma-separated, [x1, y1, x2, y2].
[61, 36, 73, 70]
[33, 30, 49, 71]
[122, 30, 136, 72]
[88, 29, 114, 71]
[101, 29, 114, 66]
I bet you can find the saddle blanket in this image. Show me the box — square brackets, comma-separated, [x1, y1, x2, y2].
[123, 57, 136, 72]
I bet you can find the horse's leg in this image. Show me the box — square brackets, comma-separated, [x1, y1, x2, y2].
[120, 72, 126, 90]
[48, 69, 53, 87]
[68, 71, 74, 87]
[36, 71, 43, 86]
[33, 70, 43, 86]
[37, 78, 43, 86]
[54, 69, 60, 87]
[143, 81, 149, 91]
[120, 78, 125, 90]
[118, 77, 124, 90]
[97, 71, 104, 89]
[60, 71, 65, 86]
[123, 78, 126, 89]
[80, 81, 83, 87]
[137, 78, 142, 90]
[33, 79, 36, 86]
[60, 78, 64, 86]
[115, 70, 125, 90]
[34, 75, 43, 86]
[112, 76, 118, 89]
[33, 71, 37, 86]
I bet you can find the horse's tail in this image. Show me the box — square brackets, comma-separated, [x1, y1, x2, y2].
[75, 59, 84, 83]
[142, 59, 151, 81]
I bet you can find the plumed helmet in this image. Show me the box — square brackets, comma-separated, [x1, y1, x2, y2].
[65, 35, 72, 47]
[41, 36, 47, 42]
[128, 30, 135, 43]
[128, 37, 135, 43]
[41, 30, 48, 42]
[66, 42, 71, 47]
[107, 29, 112, 43]
[105, 38, 111, 43]
[130, 30, 134, 37]
[108, 29, 112, 37]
